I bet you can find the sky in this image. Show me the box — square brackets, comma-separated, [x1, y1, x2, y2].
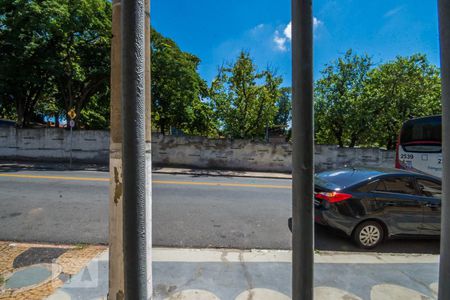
[151, 0, 440, 87]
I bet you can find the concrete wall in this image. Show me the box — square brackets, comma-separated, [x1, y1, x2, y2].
[0, 128, 395, 172]
[0, 127, 109, 163]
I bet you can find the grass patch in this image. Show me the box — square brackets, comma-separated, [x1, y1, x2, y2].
[74, 243, 88, 250]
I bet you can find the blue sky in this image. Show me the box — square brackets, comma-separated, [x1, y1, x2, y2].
[151, 0, 440, 87]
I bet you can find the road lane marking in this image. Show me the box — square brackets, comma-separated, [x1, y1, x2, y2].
[0, 174, 291, 189]
[0, 174, 110, 182]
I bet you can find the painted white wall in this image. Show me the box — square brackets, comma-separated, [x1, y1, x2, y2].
[0, 128, 395, 172]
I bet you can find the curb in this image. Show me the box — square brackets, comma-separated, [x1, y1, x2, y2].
[0, 160, 292, 180]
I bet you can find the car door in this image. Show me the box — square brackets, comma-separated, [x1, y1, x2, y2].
[416, 178, 442, 235]
[372, 176, 424, 235]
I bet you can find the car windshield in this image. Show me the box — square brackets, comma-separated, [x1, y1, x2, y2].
[315, 169, 382, 190]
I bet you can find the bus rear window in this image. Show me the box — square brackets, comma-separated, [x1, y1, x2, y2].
[400, 116, 441, 145]
[402, 144, 442, 153]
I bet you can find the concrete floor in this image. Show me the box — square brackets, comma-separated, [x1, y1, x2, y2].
[48, 249, 440, 300]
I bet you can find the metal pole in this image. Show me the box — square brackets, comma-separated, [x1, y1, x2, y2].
[121, 0, 147, 298]
[291, 0, 314, 299]
[69, 125, 73, 169]
[109, 0, 125, 298]
[438, 0, 450, 299]
[144, 0, 153, 298]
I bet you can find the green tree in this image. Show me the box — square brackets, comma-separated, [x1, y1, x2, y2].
[273, 87, 291, 131]
[78, 89, 110, 129]
[364, 54, 441, 149]
[314, 50, 373, 147]
[0, 0, 61, 126]
[210, 51, 284, 139]
[151, 28, 215, 136]
[48, 0, 111, 128]
[0, 0, 111, 128]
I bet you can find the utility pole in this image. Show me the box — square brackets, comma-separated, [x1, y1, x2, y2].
[109, 0, 152, 299]
[438, 0, 450, 299]
[121, 0, 148, 298]
[109, 0, 124, 299]
[291, 0, 314, 299]
[144, 0, 153, 298]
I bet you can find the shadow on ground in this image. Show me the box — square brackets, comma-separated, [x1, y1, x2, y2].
[314, 224, 440, 254]
[0, 160, 108, 172]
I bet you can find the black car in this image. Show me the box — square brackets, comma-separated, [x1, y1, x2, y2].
[291, 167, 442, 249]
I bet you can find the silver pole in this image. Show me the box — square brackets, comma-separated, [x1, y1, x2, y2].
[121, 0, 147, 298]
[69, 124, 73, 169]
[291, 0, 314, 299]
[438, 0, 450, 299]
[144, 0, 153, 298]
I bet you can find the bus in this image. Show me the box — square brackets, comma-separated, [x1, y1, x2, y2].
[395, 115, 442, 177]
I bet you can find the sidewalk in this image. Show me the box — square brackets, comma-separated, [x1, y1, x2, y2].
[47, 248, 439, 300]
[0, 242, 106, 300]
[0, 160, 292, 180]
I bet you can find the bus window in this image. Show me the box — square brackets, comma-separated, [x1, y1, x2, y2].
[396, 116, 442, 178]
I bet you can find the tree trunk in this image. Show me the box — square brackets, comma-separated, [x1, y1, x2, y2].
[338, 139, 344, 148]
[16, 100, 25, 128]
[160, 120, 166, 135]
[386, 139, 393, 150]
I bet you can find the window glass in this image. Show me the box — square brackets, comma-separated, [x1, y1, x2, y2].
[357, 181, 378, 192]
[374, 181, 386, 192]
[417, 179, 442, 199]
[403, 144, 441, 153]
[376, 177, 416, 194]
[401, 116, 441, 144]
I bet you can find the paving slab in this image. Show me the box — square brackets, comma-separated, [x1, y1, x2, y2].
[48, 248, 440, 300]
[0, 242, 106, 300]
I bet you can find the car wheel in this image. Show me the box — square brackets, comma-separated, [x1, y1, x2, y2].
[353, 221, 384, 249]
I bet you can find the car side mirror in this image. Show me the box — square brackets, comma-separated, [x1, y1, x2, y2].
[288, 217, 292, 233]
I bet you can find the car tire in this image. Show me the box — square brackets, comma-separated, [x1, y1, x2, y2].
[353, 220, 384, 249]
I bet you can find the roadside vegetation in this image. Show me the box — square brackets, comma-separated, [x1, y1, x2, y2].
[0, 0, 442, 149]
[315, 50, 441, 149]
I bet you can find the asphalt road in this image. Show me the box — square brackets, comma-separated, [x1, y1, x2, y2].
[0, 165, 440, 253]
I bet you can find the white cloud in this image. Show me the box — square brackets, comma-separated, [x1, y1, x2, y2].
[274, 30, 288, 51]
[274, 17, 322, 51]
[250, 23, 266, 36]
[283, 22, 292, 40]
[384, 6, 404, 18]
[313, 17, 323, 29]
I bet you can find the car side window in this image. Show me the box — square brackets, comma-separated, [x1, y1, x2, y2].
[374, 180, 387, 192]
[375, 177, 416, 194]
[417, 179, 442, 199]
[357, 180, 379, 192]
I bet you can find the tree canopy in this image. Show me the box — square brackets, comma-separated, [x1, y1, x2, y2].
[364, 54, 441, 149]
[0, 0, 111, 128]
[0, 1, 442, 150]
[314, 50, 373, 147]
[314, 50, 441, 149]
[209, 51, 289, 139]
[151, 28, 214, 136]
